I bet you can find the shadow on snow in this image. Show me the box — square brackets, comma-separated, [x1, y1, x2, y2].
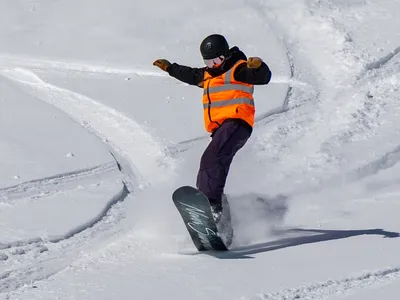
[208, 228, 399, 259]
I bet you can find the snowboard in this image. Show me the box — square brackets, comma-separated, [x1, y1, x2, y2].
[172, 186, 228, 251]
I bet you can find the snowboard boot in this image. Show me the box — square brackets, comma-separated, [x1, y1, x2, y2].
[210, 195, 233, 247]
[219, 194, 233, 247]
[209, 198, 223, 224]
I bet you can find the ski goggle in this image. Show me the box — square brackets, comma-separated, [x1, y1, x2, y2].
[204, 56, 225, 68]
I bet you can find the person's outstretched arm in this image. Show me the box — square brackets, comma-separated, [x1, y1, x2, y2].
[234, 57, 272, 85]
[153, 59, 205, 87]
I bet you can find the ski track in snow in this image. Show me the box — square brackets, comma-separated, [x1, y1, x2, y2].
[0, 183, 129, 250]
[0, 54, 166, 77]
[0, 66, 176, 186]
[0, 161, 118, 202]
[246, 266, 400, 300]
[237, 3, 400, 299]
[239, 0, 400, 196]
[254, 43, 296, 123]
[0, 55, 176, 294]
[0, 184, 130, 294]
[365, 46, 400, 71]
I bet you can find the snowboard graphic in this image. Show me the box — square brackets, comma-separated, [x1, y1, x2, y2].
[172, 186, 228, 251]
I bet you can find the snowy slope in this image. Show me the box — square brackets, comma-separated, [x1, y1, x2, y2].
[1, 0, 400, 299]
[0, 77, 115, 188]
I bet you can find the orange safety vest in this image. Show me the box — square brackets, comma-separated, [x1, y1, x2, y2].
[202, 60, 255, 133]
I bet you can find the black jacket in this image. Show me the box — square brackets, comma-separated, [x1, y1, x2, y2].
[167, 47, 272, 87]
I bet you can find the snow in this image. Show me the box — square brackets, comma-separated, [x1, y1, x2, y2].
[1, 0, 400, 299]
[0, 178, 125, 245]
[331, 280, 400, 300]
[0, 76, 115, 188]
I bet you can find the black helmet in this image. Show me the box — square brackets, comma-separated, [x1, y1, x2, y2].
[200, 34, 229, 59]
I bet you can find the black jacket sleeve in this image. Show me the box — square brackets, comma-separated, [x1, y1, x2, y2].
[233, 61, 272, 85]
[167, 63, 205, 87]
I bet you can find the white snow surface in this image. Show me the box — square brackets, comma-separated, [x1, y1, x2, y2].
[0, 77, 115, 189]
[1, 0, 400, 299]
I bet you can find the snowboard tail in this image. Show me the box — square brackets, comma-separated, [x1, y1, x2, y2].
[172, 186, 228, 251]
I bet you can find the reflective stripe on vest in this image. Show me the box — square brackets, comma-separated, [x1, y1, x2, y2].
[203, 84, 254, 95]
[202, 97, 254, 109]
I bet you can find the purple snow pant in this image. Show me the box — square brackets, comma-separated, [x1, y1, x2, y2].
[196, 118, 252, 203]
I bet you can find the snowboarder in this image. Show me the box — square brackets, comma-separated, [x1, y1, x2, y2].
[153, 34, 272, 223]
